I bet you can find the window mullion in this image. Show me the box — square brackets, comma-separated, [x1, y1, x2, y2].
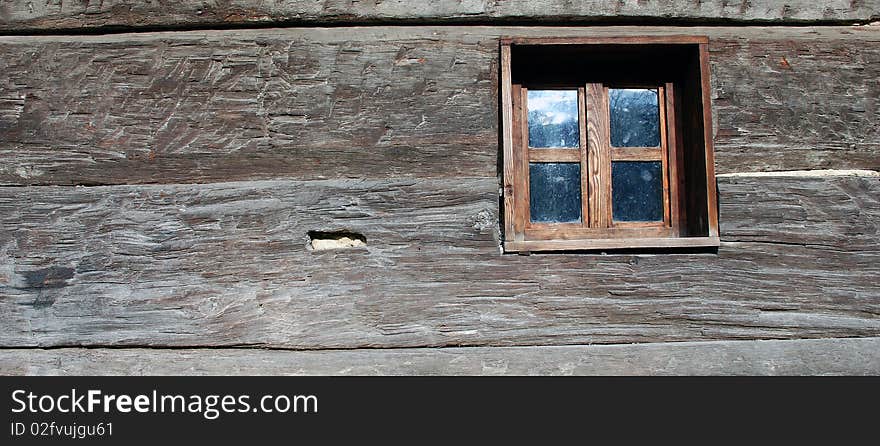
[586, 83, 612, 228]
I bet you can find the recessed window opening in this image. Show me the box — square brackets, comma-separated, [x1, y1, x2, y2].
[500, 36, 720, 252]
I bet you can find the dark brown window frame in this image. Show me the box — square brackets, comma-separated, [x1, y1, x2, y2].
[501, 36, 721, 252]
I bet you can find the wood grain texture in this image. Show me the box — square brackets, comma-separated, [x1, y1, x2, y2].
[500, 44, 515, 242]
[0, 27, 499, 185]
[0, 175, 877, 349]
[720, 174, 880, 250]
[1, 0, 877, 32]
[586, 82, 611, 228]
[700, 42, 720, 238]
[709, 34, 880, 175]
[2, 338, 878, 375]
[666, 82, 685, 236]
[0, 26, 877, 186]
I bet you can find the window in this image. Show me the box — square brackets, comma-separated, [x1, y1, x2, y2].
[500, 36, 720, 252]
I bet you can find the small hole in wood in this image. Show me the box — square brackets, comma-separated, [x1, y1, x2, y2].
[308, 231, 367, 251]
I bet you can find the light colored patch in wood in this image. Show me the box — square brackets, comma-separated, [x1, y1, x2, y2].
[12, 166, 45, 179]
[310, 236, 366, 251]
[718, 169, 879, 178]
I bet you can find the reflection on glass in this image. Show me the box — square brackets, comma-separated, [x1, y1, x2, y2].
[527, 90, 579, 148]
[529, 163, 582, 223]
[612, 161, 663, 222]
[610, 89, 660, 147]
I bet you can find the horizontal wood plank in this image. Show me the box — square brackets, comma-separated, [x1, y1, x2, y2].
[0, 174, 877, 349]
[506, 236, 715, 252]
[611, 147, 663, 161]
[1, 1, 875, 32]
[522, 226, 673, 240]
[528, 149, 580, 162]
[2, 337, 879, 375]
[0, 26, 877, 185]
[719, 174, 880, 250]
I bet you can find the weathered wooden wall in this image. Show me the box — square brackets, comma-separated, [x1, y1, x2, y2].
[3, 338, 879, 375]
[1, 27, 879, 186]
[0, 5, 878, 374]
[1, 174, 879, 349]
[1, 0, 877, 32]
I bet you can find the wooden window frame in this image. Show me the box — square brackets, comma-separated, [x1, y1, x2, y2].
[501, 36, 720, 252]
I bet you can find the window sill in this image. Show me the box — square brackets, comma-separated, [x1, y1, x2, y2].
[503, 236, 720, 253]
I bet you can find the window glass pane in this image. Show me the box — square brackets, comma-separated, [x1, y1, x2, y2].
[612, 161, 663, 222]
[529, 163, 582, 223]
[527, 90, 579, 148]
[610, 88, 660, 147]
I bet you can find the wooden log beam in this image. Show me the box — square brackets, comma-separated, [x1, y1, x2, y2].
[1, 1, 877, 32]
[1, 338, 878, 375]
[719, 172, 880, 250]
[0, 175, 877, 349]
[0, 26, 877, 186]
